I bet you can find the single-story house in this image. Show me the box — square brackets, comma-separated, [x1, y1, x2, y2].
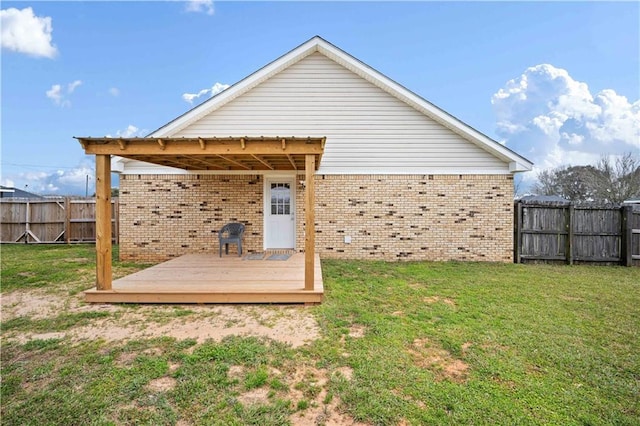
[76, 36, 532, 303]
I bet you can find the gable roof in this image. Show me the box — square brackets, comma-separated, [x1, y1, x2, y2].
[150, 36, 532, 172]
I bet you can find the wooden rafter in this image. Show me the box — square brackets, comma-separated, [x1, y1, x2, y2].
[184, 155, 228, 170]
[286, 154, 297, 170]
[217, 155, 251, 170]
[147, 156, 199, 170]
[251, 154, 274, 170]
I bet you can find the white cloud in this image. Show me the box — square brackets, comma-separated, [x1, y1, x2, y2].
[105, 124, 146, 138]
[1, 162, 96, 196]
[0, 7, 57, 58]
[185, 0, 214, 15]
[108, 87, 120, 97]
[46, 84, 63, 105]
[182, 82, 230, 104]
[46, 80, 82, 107]
[492, 64, 640, 173]
[67, 80, 82, 93]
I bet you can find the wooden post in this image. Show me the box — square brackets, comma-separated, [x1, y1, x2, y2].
[95, 155, 112, 290]
[24, 200, 30, 244]
[64, 197, 71, 244]
[514, 202, 522, 263]
[565, 204, 574, 265]
[621, 205, 633, 266]
[304, 154, 315, 291]
[113, 198, 119, 245]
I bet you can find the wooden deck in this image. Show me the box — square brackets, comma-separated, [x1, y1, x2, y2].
[84, 253, 323, 304]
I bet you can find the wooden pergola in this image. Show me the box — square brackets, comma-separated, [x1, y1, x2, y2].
[76, 136, 325, 296]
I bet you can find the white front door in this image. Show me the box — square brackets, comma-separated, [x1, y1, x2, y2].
[264, 178, 295, 249]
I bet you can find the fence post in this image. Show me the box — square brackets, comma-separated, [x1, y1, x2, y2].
[565, 204, 574, 265]
[24, 200, 30, 244]
[621, 205, 633, 267]
[514, 202, 522, 264]
[65, 197, 71, 244]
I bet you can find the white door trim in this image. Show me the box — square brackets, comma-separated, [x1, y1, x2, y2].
[263, 175, 296, 250]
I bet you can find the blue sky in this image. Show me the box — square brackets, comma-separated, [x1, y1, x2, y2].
[2, 1, 639, 195]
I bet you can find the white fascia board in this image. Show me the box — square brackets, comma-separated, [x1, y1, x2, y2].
[118, 159, 189, 174]
[509, 161, 531, 172]
[316, 168, 513, 175]
[111, 156, 126, 173]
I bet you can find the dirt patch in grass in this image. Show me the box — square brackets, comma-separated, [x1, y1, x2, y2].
[560, 295, 585, 302]
[407, 338, 469, 383]
[0, 290, 119, 321]
[1, 291, 69, 320]
[147, 376, 177, 392]
[422, 296, 456, 307]
[228, 365, 245, 381]
[115, 351, 138, 367]
[3, 292, 321, 348]
[347, 324, 366, 338]
[237, 387, 270, 405]
[288, 365, 365, 426]
[333, 366, 354, 381]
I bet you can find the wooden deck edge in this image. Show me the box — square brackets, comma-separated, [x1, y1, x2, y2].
[84, 290, 323, 304]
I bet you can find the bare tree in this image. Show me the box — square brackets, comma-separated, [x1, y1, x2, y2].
[533, 152, 640, 203]
[589, 152, 640, 203]
[532, 165, 597, 201]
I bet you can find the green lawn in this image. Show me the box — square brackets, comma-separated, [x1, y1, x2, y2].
[1, 244, 639, 425]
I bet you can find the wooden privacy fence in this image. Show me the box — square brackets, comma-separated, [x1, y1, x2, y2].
[514, 200, 640, 266]
[0, 198, 119, 243]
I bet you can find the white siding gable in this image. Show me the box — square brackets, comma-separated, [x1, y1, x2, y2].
[172, 53, 508, 174]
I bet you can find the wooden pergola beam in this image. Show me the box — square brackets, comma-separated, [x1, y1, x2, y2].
[76, 137, 324, 156]
[95, 155, 112, 290]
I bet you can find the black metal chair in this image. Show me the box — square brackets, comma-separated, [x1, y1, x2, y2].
[219, 222, 245, 257]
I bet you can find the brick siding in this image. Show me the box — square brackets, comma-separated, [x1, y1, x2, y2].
[119, 174, 513, 262]
[119, 174, 263, 261]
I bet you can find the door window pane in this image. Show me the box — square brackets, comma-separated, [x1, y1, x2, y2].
[270, 183, 291, 216]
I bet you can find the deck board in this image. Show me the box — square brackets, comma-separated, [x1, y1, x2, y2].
[84, 253, 323, 304]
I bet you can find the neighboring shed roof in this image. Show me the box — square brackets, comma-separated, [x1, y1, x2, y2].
[0, 186, 43, 199]
[149, 36, 532, 172]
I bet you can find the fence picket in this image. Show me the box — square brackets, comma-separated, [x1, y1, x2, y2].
[515, 201, 639, 266]
[0, 198, 118, 243]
